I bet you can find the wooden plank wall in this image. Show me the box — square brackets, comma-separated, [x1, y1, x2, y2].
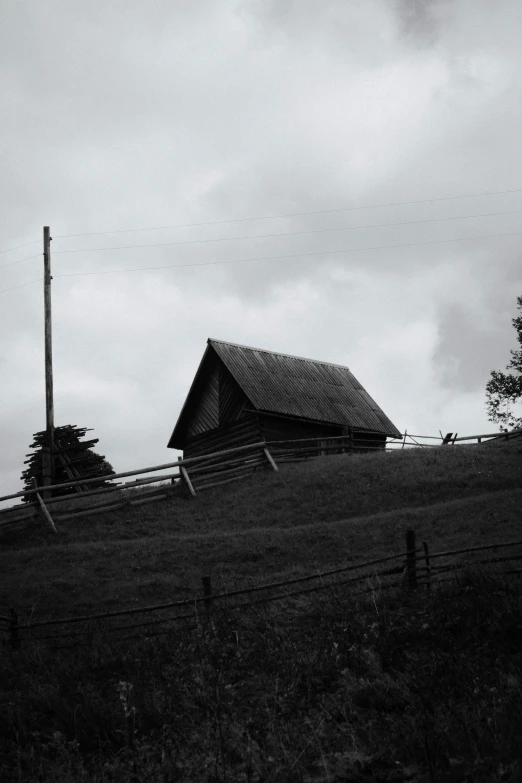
[186, 361, 219, 438]
[219, 365, 248, 425]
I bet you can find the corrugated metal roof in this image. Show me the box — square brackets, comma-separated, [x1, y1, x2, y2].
[207, 339, 401, 436]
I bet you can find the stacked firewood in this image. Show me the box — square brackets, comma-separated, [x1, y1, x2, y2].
[21, 425, 114, 500]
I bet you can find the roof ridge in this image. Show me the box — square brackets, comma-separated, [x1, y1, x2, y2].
[208, 337, 352, 372]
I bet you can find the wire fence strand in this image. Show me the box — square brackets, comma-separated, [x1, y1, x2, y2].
[19, 548, 419, 631]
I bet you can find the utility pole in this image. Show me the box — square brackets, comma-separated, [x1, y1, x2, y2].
[42, 226, 54, 492]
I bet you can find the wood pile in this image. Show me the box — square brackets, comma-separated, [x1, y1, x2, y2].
[21, 425, 114, 500]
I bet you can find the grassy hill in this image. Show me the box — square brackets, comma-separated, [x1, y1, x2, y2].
[1, 443, 521, 782]
[1, 443, 520, 618]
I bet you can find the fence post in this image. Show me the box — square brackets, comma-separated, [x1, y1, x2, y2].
[9, 609, 19, 651]
[406, 530, 417, 590]
[202, 576, 212, 613]
[41, 445, 54, 500]
[422, 541, 431, 594]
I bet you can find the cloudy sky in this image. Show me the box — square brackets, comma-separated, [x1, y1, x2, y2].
[1, 0, 521, 498]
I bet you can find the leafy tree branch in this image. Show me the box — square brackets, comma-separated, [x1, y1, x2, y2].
[485, 295, 522, 430]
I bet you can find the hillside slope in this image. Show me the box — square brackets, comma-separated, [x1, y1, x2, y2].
[1, 443, 520, 619]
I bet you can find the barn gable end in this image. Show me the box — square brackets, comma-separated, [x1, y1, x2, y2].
[185, 352, 219, 438]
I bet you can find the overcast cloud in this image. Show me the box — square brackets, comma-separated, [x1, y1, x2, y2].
[1, 0, 521, 498]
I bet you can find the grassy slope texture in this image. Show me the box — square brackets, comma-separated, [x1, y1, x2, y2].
[1, 443, 521, 782]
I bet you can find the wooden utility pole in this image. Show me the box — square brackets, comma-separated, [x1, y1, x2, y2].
[42, 226, 54, 492]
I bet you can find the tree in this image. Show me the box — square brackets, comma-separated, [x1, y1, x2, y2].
[485, 295, 522, 431]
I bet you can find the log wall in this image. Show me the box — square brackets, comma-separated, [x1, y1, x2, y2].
[183, 415, 262, 459]
[352, 430, 386, 451]
[260, 414, 340, 443]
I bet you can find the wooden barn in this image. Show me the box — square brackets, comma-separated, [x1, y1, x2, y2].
[167, 339, 401, 459]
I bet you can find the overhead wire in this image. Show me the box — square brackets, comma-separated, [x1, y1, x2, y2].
[51, 229, 522, 281]
[0, 239, 39, 256]
[53, 186, 522, 238]
[0, 252, 42, 270]
[1, 228, 521, 294]
[51, 208, 522, 255]
[1, 191, 521, 294]
[0, 278, 43, 295]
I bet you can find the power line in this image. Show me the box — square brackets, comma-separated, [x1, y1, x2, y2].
[51, 208, 522, 256]
[0, 252, 41, 270]
[52, 229, 522, 281]
[0, 239, 39, 256]
[53, 187, 522, 238]
[0, 277, 42, 295]
[2, 228, 521, 295]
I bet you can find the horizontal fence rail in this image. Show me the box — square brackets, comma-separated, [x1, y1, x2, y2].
[0, 441, 279, 529]
[0, 441, 270, 504]
[450, 428, 522, 443]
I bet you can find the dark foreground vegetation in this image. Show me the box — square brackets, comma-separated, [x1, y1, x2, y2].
[1, 443, 521, 780]
[1, 569, 521, 782]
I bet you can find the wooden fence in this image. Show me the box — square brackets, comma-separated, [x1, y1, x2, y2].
[0, 431, 418, 530]
[405, 427, 522, 447]
[0, 441, 279, 532]
[261, 426, 522, 463]
[1, 426, 520, 533]
[1, 530, 521, 651]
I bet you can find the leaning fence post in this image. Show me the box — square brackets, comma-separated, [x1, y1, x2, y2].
[263, 445, 279, 472]
[31, 477, 57, 533]
[9, 609, 19, 651]
[422, 541, 431, 594]
[406, 530, 417, 590]
[180, 463, 196, 497]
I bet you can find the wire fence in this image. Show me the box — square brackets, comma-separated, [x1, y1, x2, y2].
[2, 532, 521, 651]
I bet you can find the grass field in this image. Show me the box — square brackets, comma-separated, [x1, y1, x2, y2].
[1, 442, 521, 781]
